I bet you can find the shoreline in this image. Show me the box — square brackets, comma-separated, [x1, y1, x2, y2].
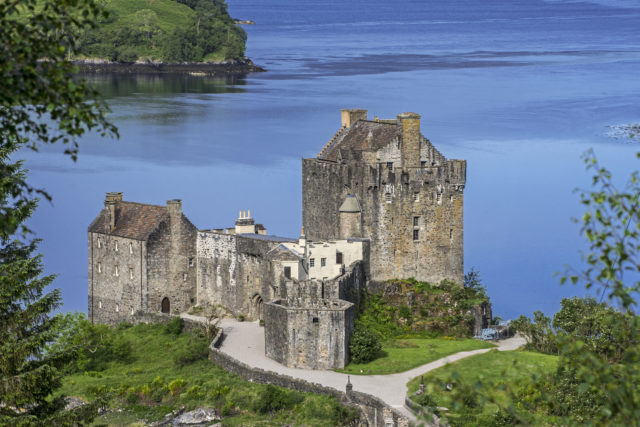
[73, 58, 265, 75]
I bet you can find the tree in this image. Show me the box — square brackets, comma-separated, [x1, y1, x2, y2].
[349, 326, 382, 364]
[0, 0, 117, 237]
[0, 0, 117, 423]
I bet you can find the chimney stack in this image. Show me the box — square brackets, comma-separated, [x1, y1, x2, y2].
[397, 112, 421, 168]
[341, 109, 368, 128]
[166, 199, 182, 218]
[104, 192, 122, 232]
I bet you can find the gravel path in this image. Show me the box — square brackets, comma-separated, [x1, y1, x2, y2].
[204, 317, 526, 420]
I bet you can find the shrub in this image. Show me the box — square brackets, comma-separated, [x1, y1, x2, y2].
[168, 379, 186, 396]
[349, 327, 382, 364]
[164, 316, 184, 335]
[173, 337, 209, 367]
[253, 384, 303, 414]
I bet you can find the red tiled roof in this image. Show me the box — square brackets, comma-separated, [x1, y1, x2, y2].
[88, 201, 168, 240]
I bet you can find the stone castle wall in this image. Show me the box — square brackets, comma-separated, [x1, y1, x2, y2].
[302, 153, 465, 284]
[146, 212, 198, 315]
[196, 232, 283, 320]
[88, 233, 147, 325]
[264, 298, 354, 370]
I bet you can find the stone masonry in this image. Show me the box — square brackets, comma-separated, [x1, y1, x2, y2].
[303, 109, 466, 284]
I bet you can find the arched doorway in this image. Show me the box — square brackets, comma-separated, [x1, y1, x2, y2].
[251, 294, 264, 321]
[161, 297, 170, 314]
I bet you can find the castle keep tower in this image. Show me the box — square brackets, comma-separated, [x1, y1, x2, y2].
[303, 109, 466, 284]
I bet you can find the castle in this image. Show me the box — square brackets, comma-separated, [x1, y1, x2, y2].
[88, 109, 467, 370]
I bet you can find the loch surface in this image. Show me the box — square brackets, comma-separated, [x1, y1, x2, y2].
[24, 0, 640, 319]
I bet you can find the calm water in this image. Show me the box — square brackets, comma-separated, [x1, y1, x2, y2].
[24, 0, 640, 319]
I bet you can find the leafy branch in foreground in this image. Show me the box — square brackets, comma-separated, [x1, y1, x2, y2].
[1, 0, 118, 236]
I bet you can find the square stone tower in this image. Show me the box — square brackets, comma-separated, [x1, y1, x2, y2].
[302, 109, 466, 284]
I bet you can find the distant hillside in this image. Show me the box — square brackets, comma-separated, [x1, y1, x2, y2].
[77, 0, 247, 63]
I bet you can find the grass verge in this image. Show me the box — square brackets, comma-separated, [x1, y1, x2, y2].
[60, 322, 357, 426]
[406, 349, 558, 425]
[336, 338, 496, 375]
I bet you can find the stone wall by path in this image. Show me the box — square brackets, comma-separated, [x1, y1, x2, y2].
[209, 337, 412, 427]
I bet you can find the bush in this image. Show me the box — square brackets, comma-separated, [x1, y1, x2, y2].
[252, 384, 303, 414]
[173, 337, 209, 367]
[349, 327, 382, 364]
[165, 316, 184, 335]
[168, 379, 186, 396]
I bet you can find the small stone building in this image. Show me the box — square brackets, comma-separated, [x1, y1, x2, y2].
[88, 192, 197, 325]
[264, 298, 355, 370]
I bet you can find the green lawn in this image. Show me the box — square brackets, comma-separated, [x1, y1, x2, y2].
[60, 323, 357, 426]
[336, 338, 496, 375]
[406, 349, 558, 425]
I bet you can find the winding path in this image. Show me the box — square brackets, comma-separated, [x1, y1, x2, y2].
[183, 315, 525, 420]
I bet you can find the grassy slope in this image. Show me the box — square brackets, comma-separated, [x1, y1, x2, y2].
[336, 338, 496, 375]
[406, 349, 558, 424]
[102, 0, 194, 33]
[60, 323, 355, 426]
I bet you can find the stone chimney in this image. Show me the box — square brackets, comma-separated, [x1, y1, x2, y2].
[166, 199, 182, 218]
[398, 112, 421, 168]
[341, 109, 368, 128]
[104, 192, 122, 232]
[235, 210, 256, 234]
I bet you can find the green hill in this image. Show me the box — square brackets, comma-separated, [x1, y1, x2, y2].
[77, 0, 247, 62]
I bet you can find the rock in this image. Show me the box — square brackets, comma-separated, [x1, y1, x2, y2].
[64, 397, 87, 411]
[172, 408, 220, 426]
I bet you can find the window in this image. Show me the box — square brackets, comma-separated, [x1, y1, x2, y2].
[336, 252, 343, 265]
[97, 262, 102, 273]
[129, 242, 133, 254]
[321, 258, 326, 267]
[413, 192, 419, 202]
[284, 266, 291, 279]
[309, 258, 315, 268]
[385, 193, 392, 203]
[450, 228, 453, 240]
[188, 257, 194, 267]
[386, 162, 393, 171]
[114, 265, 119, 276]
[413, 229, 419, 241]
[450, 195, 454, 203]
[421, 160, 427, 167]
[97, 239, 101, 249]
[312, 317, 319, 323]
[98, 301, 102, 309]
[183, 273, 188, 281]
[413, 216, 419, 227]
[115, 304, 119, 313]
[436, 193, 442, 204]
[129, 268, 134, 280]
[114, 240, 118, 252]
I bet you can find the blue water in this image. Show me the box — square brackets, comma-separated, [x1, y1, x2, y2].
[23, 0, 640, 319]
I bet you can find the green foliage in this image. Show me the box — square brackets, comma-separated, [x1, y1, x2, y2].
[339, 338, 495, 375]
[356, 277, 489, 340]
[252, 384, 304, 414]
[1, 0, 117, 237]
[76, 0, 247, 62]
[172, 336, 209, 367]
[52, 312, 132, 373]
[60, 324, 353, 425]
[511, 311, 557, 354]
[164, 316, 184, 335]
[349, 327, 383, 364]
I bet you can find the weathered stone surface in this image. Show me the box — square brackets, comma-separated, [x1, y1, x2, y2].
[172, 408, 219, 425]
[303, 112, 466, 285]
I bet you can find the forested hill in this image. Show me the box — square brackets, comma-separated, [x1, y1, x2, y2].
[77, 0, 247, 63]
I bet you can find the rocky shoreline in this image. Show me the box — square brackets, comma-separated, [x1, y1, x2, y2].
[74, 58, 265, 75]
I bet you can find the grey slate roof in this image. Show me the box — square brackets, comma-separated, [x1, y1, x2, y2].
[266, 244, 302, 261]
[88, 201, 168, 240]
[318, 120, 398, 162]
[238, 233, 297, 243]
